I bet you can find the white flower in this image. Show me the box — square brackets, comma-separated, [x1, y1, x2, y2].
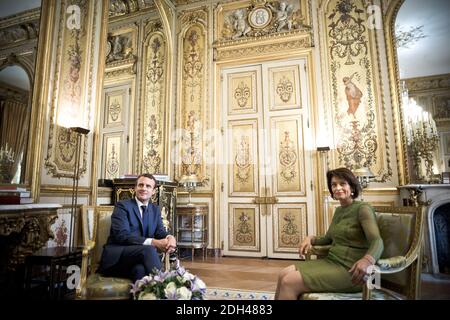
[164, 282, 177, 299]
[140, 292, 157, 300]
[177, 286, 192, 300]
[192, 277, 206, 292]
[182, 271, 195, 282]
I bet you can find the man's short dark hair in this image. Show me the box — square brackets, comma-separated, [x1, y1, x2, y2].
[326, 167, 361, 199]
[135, 173, 157, 188]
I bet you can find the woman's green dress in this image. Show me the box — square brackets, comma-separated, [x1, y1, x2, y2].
[296, 201, 383, 292]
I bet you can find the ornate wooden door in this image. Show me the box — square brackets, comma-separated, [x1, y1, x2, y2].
[221, 59, 315, 258]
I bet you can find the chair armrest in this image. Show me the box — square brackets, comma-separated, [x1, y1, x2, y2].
[376, 256, 407, 272]
[77, 240, 96, 299]
[306, 245, 331, 260]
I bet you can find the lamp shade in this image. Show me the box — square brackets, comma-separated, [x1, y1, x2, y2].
[179, 173, 200, 186]
[353, 167, 375, 178]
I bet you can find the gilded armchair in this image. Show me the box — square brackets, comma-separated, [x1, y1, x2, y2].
[77, 205, 132, 300]
[301, 206, 425, 300]
[77, 205, 173, 300]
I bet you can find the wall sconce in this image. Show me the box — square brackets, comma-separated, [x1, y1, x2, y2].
[353, 167, 375, 189]
[178, 173, 200, 206]
[69, 126, 90, 248]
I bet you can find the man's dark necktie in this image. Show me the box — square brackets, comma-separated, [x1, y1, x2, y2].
[141, 205, 149, 237]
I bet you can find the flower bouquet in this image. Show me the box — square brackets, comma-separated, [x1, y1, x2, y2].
[131, 259, 206, 300]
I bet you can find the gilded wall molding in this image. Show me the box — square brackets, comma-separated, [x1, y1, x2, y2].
[383, 0, 408, 185]
[44, 0, 97, 178]
[176, 8, 212, 189]
[0, 8, 40, 50]
[319, 0, 392, 182]
[215, 35, 311, 61]
[109, 0, 155, 18]
[404, 74, 450, 93]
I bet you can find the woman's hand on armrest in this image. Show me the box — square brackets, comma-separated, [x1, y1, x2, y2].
[298, 235, 314, 257]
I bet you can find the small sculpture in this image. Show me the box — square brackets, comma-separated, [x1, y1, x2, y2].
[231, 9, 251, 39]
[268, 1, 294, 32]
[107, 35, 133, 63]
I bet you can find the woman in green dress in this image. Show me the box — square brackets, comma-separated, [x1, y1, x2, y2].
[275, 167, 384, 300]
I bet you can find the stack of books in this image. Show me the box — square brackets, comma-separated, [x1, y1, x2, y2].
[0, 186, 33, 204]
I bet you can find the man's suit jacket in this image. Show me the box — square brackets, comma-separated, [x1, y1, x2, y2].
[100, 198, 168, 271]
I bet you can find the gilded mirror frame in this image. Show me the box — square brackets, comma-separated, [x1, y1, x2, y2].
[383, 0, 409, 185]
[0, 57, 34, 185]
[27, 0, 56, 200]
[0, 6, 42, 195]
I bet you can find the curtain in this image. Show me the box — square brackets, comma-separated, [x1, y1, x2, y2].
[0, 99, 30, 183]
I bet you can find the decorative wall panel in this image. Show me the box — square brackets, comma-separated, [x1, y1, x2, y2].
[105, 91, 124, 126]
[272, 118, 304, 193]
[177, 9, 211, 189]
[229, 121, 258, 195]
[99, 82, 130, 180]
[273, 204, 306, 252]
[229, 204, 259, 251]
[103, 134, 122, 179]
[228, 71, 258, 114]
[323, 0, 391, 181]
[45, 0, 97, 178]
[142, 22, 167, 174]
[268, 65, 300, 110]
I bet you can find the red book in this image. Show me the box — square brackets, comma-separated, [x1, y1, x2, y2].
[0, 191, 31, 197]
[0, 185, 27, 192]
[0, 195, 33, 204]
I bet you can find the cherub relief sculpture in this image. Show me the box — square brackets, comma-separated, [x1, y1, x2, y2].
[106, 35, 133, 63]
[343, 72, 363, 118]
[231, 9, 251, 40]
[268, 1, 294, 32]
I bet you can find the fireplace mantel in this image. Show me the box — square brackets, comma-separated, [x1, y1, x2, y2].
[398, 184, 450, 275]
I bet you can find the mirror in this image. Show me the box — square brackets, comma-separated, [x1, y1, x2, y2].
[395, 0, 450, 183]
[0, 1, 41, 186]
[0, 65, 31, 184]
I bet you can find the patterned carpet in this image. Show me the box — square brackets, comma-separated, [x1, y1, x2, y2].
[205, 287, 275, 300]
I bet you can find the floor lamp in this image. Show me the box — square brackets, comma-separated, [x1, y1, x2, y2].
[69, 127, 90, 248]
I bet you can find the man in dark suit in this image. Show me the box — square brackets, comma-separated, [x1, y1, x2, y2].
[98, 173, 177, 282]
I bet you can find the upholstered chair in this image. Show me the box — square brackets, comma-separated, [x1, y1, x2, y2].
[77, 206, 132, 300]
[300, 206, 425, 300]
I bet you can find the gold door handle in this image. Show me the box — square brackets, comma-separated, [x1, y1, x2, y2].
[265, 196, 278, 204]
[253, 197, 266, 204]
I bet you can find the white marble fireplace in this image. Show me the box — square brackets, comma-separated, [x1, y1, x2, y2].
[398, 185, 450, 275]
